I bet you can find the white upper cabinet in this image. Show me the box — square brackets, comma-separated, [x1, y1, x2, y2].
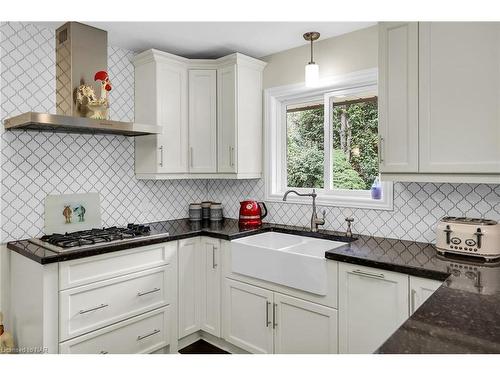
[419, 22, 500, 174]
[134, 50, 266, 179]
[378, 22, 419, 173]
[188, 69, 217, 173]
[217, 64, 237, 173]
[217, 57, 266, 176]
[379, 22, 500, 183]
[134, 50, 189, 174]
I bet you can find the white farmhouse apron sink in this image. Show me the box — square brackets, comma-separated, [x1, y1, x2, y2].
[231, 232, 348, 295]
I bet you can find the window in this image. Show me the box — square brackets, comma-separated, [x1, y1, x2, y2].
[286, 100, 325, 188]
[265, 69, 393, 210]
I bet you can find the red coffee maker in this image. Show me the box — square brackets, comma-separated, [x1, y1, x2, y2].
[239, 200, 268, 227]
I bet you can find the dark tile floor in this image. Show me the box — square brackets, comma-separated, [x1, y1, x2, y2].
[179, 339, 230, 354]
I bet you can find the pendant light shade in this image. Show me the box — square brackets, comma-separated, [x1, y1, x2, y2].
[303, 31, 320, 87]
[305, 63, 319, 87]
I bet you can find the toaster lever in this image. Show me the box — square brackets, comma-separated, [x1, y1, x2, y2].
[475, 228, 483, 249]
[444, 225, 452, 245]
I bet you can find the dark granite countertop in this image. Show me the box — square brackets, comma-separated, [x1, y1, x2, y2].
[6, 218, 500, 353]
[6, 218, 269, 264]
[323, 235, 500, 353]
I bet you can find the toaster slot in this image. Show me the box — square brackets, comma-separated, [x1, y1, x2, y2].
[444, 225, 452, 245]
[474, 228, 483, 249]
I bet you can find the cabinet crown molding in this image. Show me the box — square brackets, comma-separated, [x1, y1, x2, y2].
[133, 48, 190, 67]
[133, 49, 267, 71]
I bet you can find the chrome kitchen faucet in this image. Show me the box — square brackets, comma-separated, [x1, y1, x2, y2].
[283, 189, 325, 232]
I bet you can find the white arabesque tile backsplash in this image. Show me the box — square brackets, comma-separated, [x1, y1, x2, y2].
[0, 22, 208, 242]
[1, 22, 499, 244]
[207, 179, 500, 243]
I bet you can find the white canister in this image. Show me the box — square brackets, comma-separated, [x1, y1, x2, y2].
[210, 203, 223, 221]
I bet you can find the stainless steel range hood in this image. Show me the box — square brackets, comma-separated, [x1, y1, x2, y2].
[3, 22, 160, 137]
[4, 112, 160, 136]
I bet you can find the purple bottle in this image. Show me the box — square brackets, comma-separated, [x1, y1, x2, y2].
[370, 177, 382, 200]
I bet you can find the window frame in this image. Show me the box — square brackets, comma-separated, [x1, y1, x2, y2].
[264, 68, 394, 210]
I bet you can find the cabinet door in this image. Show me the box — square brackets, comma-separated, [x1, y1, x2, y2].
[217, 64, 237, 173]
[409, 276, 442, 315]
[419, 22, 500, 173]
[338, 263, 409, 354]
[200, 237, 221, 337]
[157, 60, 189, 173]
[274, 293, 338, 354]
[378, 22, 419, 173]
[223, 279, 273, 353]
[178, 238, 201, 339]
[188, 70, 217, 173]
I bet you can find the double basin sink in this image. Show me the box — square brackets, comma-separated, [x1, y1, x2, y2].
[231, 232, 349, 296]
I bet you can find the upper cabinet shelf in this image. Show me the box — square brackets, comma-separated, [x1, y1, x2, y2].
[133, 49, 266, 180]
[378, 22, 500, 184]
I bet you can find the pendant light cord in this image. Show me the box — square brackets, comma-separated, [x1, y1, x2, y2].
[310, 38, 314, 64]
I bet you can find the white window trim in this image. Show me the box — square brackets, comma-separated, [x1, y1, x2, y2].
[264, 68, 394, 210]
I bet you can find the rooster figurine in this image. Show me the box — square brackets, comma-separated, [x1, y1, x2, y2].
[76, 70, 112, 120]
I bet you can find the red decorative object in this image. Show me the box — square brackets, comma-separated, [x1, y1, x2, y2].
[239, 200, 268, 228]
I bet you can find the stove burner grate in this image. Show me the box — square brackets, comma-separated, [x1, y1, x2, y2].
[39, 224, 152, 249]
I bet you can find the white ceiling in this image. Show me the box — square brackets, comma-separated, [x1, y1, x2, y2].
[35, 22, 375, 59]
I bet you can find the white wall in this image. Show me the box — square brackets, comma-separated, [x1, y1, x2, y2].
[262, 25, 378, 88]
[207, 24, 500, 243]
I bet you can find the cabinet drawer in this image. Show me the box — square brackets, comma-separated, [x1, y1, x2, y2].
[60, 242, 175, 290]
[60, 266, 169, 341]
[60, 307, 170, 354]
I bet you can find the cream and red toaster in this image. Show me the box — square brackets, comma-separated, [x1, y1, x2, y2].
[436, 217, 500, 261]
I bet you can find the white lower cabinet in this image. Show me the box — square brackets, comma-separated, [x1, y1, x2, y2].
[274, 293, 338, 354]
[338, 263, 409, 354]
[178, 237, 222, 339]
[178, 237, 202, 338]
[59, 307, 170, 354]
[223, 278, 338, 354]
[409, 276, 442, 314]
[13, 235, 445, 355]
[200, 237, 221, 337]
[223, 279, 274, 353]
[59, 266, 169, 341]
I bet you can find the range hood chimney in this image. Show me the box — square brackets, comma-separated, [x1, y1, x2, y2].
[3, 22, 160, 137]
[56, 22, 108, 117]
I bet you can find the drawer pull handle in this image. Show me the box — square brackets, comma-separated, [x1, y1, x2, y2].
[137, 329, 160, 341]
[352, 269, 385, 279]
[79, 303, 109, 315]
[137, 287, 161, 297]
[100, 350, 108, 354]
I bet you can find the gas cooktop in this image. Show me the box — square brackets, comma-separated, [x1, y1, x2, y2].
[29, 224, 169, 253]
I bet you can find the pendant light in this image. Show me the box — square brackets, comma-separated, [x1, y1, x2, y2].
[304, 31, 320, 87]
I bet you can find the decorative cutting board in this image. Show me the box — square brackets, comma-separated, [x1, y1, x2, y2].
[45, 193, 102, 235]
